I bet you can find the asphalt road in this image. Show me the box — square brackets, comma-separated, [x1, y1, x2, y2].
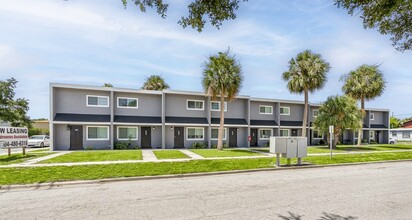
[1, 161, 411, 220]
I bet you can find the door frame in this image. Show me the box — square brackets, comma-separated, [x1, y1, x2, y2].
[174, 127, 184, 148]
[69, 125, 83, 150]
[229, 128, 238, 148]
[250, 128, 258, 146]
[141, 127, 152, 149]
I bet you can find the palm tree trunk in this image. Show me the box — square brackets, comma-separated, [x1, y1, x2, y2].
[217, 95, 225, 150]
[357, 97, 365, 146]
[302, 89, 308, 137]
[333, 132, 339, 149]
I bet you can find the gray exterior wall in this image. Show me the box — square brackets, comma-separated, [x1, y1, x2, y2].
[165, 125, 208, 149]
[83, 125, 112, 150]
[211, 99, 248, 119]
[54, 88, 111, 116]
[279, 103, 304, 121]
[54, 124, 70, 150]
[369, 111, 384, 125]
[250, 101, 277, 121]
[114, 92, 162, 117]
[165, 94, 207, 117]
[309, 106, 320, 123]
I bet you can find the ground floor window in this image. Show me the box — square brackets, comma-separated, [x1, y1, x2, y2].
[369, 131, 375, 140]
[402, 132, 410, 139]
[117, 127, 138, 140]
[87, 126, 109, 140]
[312, 130, 323, 139]
[211, 128, 226, 140]
[280, 129, 289, 137]
[259, 129, 272, 139]
[187, 127, 204, 140]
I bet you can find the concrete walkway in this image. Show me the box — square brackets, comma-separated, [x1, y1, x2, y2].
[179, 149, 204, 159]
[142, 150, 158, 161]
[20, 151, 72, 165]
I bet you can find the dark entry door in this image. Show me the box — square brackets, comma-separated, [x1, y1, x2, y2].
[141, 127, 151, 148]
[250, 128, 258, 146]
[70, 125, 83, 150]
[291, 129, 299, 137]
[174, 127, 184, 148]
[376, 131, 380, 144]
[229, 128, 238, 148]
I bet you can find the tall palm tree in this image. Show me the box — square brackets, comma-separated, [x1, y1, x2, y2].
[142, 75, 170, 90]
[202, 50, 242, 150]
[314, 95, 361, 149]
[282, 50, 330, 137]
[341, 64, 386, 145]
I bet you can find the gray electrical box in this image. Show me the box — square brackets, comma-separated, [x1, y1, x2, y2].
[270, 137, 307, 166]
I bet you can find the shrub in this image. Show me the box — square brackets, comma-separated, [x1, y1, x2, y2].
[211, 142, 228, 148]
[362, 139, 368, 144]
[84, 146, 93, 150]
[190, 142, 206, 149]
[370, 140, 376, 144]
[263, 142, 270, 147]
[318, 139, 326, 145]
[29, 128, 49, 136]
[114, 138, 140, 150]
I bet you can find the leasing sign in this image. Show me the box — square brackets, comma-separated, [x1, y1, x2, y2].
[0, 127, 28, 148]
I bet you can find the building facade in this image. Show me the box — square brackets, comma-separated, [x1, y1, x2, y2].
[50, 83, 390, 150]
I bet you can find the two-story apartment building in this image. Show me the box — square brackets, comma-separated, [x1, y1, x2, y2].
[50, 83, 390, 150]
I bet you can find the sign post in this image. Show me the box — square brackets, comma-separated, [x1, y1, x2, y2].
[0, 127, 29, 156]
[329, 125, 334, 159]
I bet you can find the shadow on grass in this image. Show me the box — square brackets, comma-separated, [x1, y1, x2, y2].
[0, 154, 37, 164]
[278, 211, 357, 220]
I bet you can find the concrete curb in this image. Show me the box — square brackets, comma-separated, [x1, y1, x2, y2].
[1, 159, 411, 191]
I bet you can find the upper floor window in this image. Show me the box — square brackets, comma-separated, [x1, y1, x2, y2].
[369, 113, 374, 120]
[211, 101, 227, 111]
[313, 109, 319, 117]
[259, 105, 273, 114]
[187, 100, 204, 110]
[259, 129, 272, 139]
[87, 95, 109, 107]
[211, 128, 226, 140]
[118, 97, 138, 108]
[280, 129, 289, 137]
[280, 106, 290, 115]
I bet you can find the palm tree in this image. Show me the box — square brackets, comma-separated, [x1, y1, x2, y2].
[341, 64, 386, 145]
[314, 95, 361, 149]
[142, 75, 170, 90]
[202, 50, 243, 150]
[282, 50, 330, 137]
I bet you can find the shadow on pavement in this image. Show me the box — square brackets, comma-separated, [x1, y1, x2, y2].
[278, 211, 357, 220]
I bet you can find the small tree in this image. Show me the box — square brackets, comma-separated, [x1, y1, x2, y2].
[142, 75, 170, 90]
[103, 83, 113, 87]
[202, 50, 242, 150]
[0, 78, 31, 127]
[341, 64, 385, 146]
[282, 50, 330, 137]
[390, 116, 401, 129]
[314, 95, 361, 149]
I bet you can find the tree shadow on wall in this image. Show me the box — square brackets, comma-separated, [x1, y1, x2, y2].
[278, 211, 357, 220]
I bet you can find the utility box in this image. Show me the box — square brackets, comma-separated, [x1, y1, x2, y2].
[270, 137, 307, 166]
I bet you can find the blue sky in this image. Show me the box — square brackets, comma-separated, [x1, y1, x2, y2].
[0, 0, 411, 119]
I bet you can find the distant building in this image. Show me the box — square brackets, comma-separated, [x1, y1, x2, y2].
[403, 120, 412, 128]
[390, 128, 412, 141]
[33, 120, 49, 130]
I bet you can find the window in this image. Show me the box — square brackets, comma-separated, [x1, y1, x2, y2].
[313, 130, 323, 139]
[402, 132, 410, 139]
[87, 126, 109, 140]
[117, 127, 138, 140]
[280, 129, 289, 137]
[392, 132, 397, 137]
[370, 113, 374, 120]
[187, 100, 204, 110]
[313, 109, 319, 117]
[354, 131, 359, 138]
[87, 95, 109, 107]
[259, 129, 272, 139]
[211, 128, 226, 140]
[280, 106, 290, 115]
[369, 131, 375, 140]
[259, 105, 273, 114]
[187, 127, 204, 140]
[118, 97, 138, 108]
[211, 101, 227, 111]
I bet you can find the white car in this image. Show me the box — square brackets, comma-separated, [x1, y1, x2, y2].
[389, 137, 397, 144]
[28, 135, 50, 148]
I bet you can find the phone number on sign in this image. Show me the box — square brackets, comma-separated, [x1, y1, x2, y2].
[1, 140, 28, 148]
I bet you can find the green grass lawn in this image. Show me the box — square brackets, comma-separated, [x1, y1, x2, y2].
[41, 150, 143, 163]
[0, 152, 53, 165]
[153, 150, 189, 159]
[251, 144, 412, 154]
[29, 147, 50, 153]
[1, 151, 411, 185]
[191, 149, 264, 158]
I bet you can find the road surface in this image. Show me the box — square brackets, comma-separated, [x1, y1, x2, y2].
[1, 161, 411, 219]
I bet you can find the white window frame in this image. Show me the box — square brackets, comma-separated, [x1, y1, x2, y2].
[259, 105, 273, 115]
[117, 97, 138, 109]
[86, 95, 109, 107]
[312, 129, 323, 139]
[186, 100, 204, 111]
[210, 101, 227, 112]
[259, 129, 272, 140]
[211, 128, 227, 140]
[280, 129, 290, 137]
[86, 126, 109, 140]
[313, 109, 319, 118]
[280, 106, 290, 115]
[370, 113, 374, 120]
[186, 127, 204, 140]
[402, 132, 410, 139]
[369, 131, 375, 140]
[117, 126, 138, 140]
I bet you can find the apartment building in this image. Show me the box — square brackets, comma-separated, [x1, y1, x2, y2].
[50, 83, 390, 150]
